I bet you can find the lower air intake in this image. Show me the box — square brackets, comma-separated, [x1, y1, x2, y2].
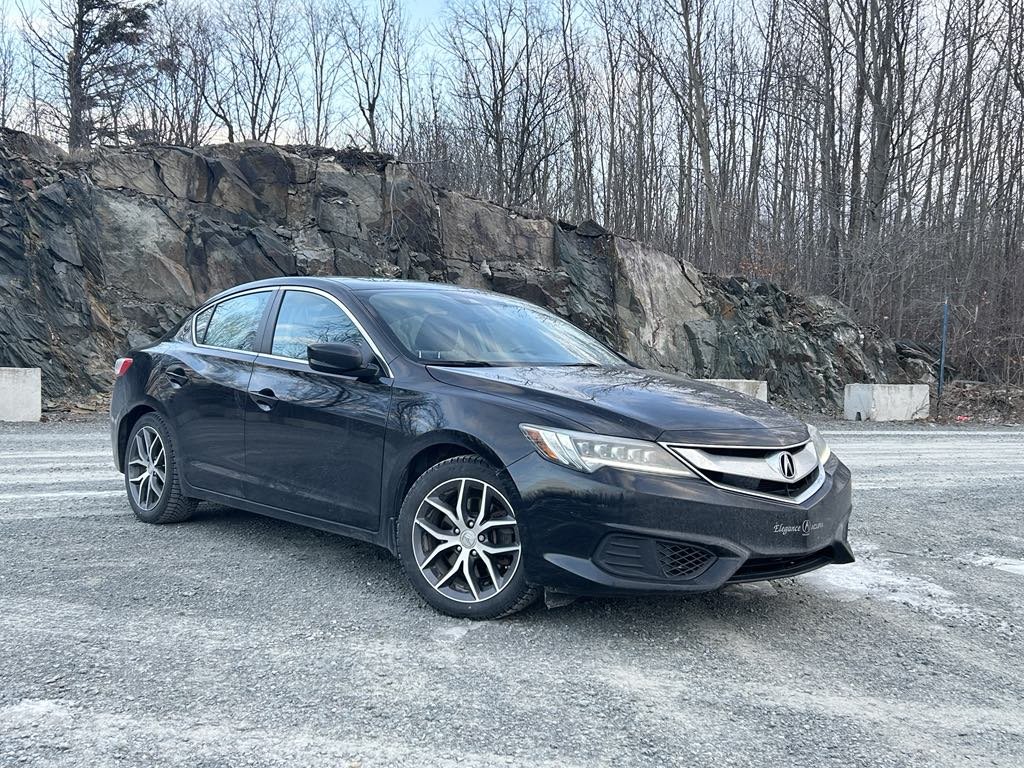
[656, 540, 716, 579]
[595, 534, 716, 582]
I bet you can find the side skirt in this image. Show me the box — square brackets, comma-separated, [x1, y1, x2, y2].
[185, 485, 387, 550]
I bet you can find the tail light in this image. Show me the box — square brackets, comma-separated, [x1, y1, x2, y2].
[114, 357, 133, 377]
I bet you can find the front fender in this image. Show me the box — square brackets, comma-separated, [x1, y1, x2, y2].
[377, 384, 588, 550]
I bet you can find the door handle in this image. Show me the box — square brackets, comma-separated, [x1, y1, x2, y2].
[165, 367, 189, 386]
[249, 388, 278, 412]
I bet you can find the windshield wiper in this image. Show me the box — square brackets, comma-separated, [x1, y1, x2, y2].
[425, 360, 494, 367]
[424, 360, 604, 368]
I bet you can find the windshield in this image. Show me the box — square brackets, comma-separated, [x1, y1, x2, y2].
[361, 289, 628, 367]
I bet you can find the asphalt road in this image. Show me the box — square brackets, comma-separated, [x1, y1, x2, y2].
[1, 420, 1022, 767]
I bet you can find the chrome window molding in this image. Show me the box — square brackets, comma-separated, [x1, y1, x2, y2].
[660, 439, 827, 506]
[188, 285, 393, 379]
[258, 352, 310, 364]
[191, 287, 275, 354]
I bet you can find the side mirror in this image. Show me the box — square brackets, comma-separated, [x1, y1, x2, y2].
[307, 342, 379, 380]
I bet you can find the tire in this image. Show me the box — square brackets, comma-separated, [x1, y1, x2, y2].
[396, 456, 539, 619]
[123, 412, 197, 524]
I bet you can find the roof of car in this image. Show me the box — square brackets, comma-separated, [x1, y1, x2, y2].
[204, 276, 481, 305]
[323, 277, 472, 293]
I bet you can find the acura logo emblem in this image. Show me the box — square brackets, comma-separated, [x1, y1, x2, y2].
[779, 452, 796, 480]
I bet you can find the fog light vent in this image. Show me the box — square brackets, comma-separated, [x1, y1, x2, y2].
[656, 541, 716, 580]
[595, 535, 717, 581]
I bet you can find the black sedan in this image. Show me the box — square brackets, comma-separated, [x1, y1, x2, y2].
[110, 277, 853, 618]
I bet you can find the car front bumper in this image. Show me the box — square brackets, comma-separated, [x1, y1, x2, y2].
[505, 452, 853, 596]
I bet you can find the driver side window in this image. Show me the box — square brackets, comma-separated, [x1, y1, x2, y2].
[271, 291, 363, 360]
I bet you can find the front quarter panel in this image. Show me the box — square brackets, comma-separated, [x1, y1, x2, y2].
[379, 374, 588, 546]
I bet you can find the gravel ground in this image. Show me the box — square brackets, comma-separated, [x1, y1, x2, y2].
[1, 419, 1022, 767]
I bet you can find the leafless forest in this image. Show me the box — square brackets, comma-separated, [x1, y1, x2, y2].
[1, 0, 1022, 384]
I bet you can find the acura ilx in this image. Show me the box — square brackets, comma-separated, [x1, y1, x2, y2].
[110, 277, 853, 618]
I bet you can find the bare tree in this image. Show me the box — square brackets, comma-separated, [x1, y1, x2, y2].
[558, 0, 596, 221]
[632, 0, 722, 259]
[385, 4, 417, 154]
[131, 0, 217, 146]
[339, 0, 400, 152]
[293, 0, 346, 146]
[209, 0, 293, 142]
[0, 5, 23, 128]
[441, 0, 568, 207]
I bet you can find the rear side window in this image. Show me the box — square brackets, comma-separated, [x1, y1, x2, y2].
[200, 292, 271, 352]
[271, 291, 362, 360]
[193, 305, 214, 343]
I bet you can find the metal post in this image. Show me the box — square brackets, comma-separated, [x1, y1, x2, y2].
[938, 296, 949, 404]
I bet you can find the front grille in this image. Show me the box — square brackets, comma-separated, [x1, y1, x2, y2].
[728, 548, 834, 583]
[595, 534, 716, 582]
[702, 465, 821, 499]
[663, 441, 824, 504]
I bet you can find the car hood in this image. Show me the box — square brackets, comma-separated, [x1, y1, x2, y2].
[425, 365, 809, 447]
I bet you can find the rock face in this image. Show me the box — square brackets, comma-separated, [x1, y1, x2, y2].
[0, 129, 929, 406]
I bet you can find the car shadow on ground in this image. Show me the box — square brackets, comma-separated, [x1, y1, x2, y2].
[181, 502, 833, 632]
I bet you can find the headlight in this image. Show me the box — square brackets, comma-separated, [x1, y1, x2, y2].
[807, 424, 832, 464]
[520, 424, 694, 477]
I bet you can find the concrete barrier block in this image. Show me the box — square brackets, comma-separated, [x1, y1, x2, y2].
[702, 379, 768, 402]
[0, 368, 42, 422]
[843, 383, 929, 421]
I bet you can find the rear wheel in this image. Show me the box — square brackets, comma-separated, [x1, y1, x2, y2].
[397, 456, 539, 619]
[124, 412, 197, 524]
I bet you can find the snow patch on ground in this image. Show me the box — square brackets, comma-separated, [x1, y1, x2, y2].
[435, 621, 487, 642]
[0, 699, 75, 733]
[803, 544, 960, 614]
[973, 556, 1024, 576]
[1, 699, 69, 721]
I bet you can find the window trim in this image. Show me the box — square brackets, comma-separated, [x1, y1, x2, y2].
[191, 287, 276, 354]
[258, 286, 394, 379]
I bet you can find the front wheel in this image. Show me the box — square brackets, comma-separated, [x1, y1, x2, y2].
[396, 456, 539, 619]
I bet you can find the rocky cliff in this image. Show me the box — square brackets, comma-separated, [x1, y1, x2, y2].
[0, 129, 930, 407]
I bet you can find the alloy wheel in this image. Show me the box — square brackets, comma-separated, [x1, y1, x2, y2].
[411, 477, 523, 604]
[127, 425, 167, 511]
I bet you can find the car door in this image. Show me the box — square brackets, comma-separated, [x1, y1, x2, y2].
[242, 288, 393, 531]
[162, 289, 274, 498]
